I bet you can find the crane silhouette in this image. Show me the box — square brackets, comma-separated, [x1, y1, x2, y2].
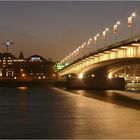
[1, 40, 15, 53]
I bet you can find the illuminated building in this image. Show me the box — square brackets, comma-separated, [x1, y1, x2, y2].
[0, 52, 55, 80]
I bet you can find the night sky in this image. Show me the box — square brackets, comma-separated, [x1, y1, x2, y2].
[0, 1, 140, 61]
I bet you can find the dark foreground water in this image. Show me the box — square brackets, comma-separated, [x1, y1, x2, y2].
[0, 87, 140, 139]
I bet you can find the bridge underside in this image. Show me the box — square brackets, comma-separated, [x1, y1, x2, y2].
[81, 58, 140, 78]
[65, 58, 140, 90]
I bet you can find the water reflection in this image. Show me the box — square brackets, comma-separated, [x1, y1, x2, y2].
[68, 89, 140, 110]
[17, 88, 29, 128]
[17, 87, 28, 90]
[0, 87, 139, 139]
[62, 88, 140, 139]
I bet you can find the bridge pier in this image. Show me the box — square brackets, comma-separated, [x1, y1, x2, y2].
[67, 77, 125, 90]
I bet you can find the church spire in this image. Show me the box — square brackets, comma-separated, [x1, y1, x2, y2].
[19, 51, 24, 59]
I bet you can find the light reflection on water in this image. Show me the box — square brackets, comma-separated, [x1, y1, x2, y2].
[0, 87, 139, 139]
[17, 90, 29, 127]
[17, 87, 28, 90]
[67, 89, 140, 110]
[54, 88, 140, 139]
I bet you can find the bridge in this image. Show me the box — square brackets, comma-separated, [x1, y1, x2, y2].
[56, 35, 140, 89]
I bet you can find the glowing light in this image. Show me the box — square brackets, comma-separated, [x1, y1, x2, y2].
[22, 74, 26, 77]
[117, 21, 120, 25]
[83, 42, 86, 46]
[113, 21, 120, 35]
[102, 31, 106, 38]
[112, 49, 119, 51]
[31, 57, 40, 61]
[94, 36, 97, 43]
[89, 38, 92, 41]
[17, 87, 28, 90]
[87, 38, 92, 45]
[108, 73, 112, 79]
[128, 16, 132, 28]
[87, 41, 90, 45]
[132, 43, 140, 46]
[91, 74, 95, 77]
[78, 73, 84, 79]
[132, 12, 136, 17]
[105, 28, 109, 31]
[81, 45, 84, 48]
[120, 46, 128, 49]
[6, 41, 10, 46]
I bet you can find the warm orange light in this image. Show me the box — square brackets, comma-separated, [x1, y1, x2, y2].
[128, 16, 132, 28]
[78, 73, 84, 79]
[17, 87, 28, 90]
[22, 74, 26, 77]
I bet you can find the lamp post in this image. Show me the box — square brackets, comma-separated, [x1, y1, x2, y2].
[87, 38, 92, 46]
[113, 21, 120, 43]
[87, 38, 92, 53]
[102, 28, 109, 47]
[128, 12, 136, 38]
[77, 46, 81, 59]
[80, 42, 86, 57]
[93, 33, 99, 49]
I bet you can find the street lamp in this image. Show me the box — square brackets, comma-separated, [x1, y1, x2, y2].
[128, 12, 136, 38]
[94, 33, 99, 44]
[102, 28, 109, 47]
[113, 21, 120, 42]
[79, 42, 86, 57]
[93, 33, 100, 49]
[87, 38, 92, 46]
[75, 47, 80, 59]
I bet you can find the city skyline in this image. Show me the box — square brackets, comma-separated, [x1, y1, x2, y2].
[0, 1, 140, 61]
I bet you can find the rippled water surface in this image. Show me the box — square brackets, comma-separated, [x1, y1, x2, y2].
[0, 87, 139, 139]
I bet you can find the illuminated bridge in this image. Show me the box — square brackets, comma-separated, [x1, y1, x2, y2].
[58, 35, 140, 78]
[57, 35, 140, 89]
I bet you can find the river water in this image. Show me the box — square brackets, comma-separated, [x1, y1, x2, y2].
[0, 87, 139, 139]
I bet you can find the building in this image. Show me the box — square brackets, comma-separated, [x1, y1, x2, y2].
[0, 52, 55, 80]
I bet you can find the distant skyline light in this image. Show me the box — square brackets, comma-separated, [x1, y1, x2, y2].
[0, 1, 140, 61]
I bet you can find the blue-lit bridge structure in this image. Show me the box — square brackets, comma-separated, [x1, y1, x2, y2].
[57, 35, 140, 89]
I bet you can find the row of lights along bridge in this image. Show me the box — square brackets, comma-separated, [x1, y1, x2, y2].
[59, 12, 136, 66]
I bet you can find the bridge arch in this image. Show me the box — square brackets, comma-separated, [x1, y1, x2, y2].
[79, 58, 140, 79]
[58, 35, 140, 81]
